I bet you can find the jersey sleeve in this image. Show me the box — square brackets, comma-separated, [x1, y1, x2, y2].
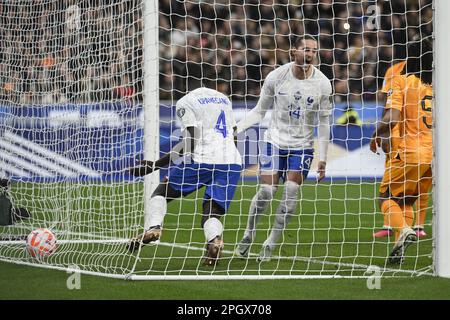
[236, 70, 275, 133]
[319, 78, 333, 116]
[381, 66, 394, 94]
[175, 96, 197, 130]
[381, 62, 406, 94]
[385, 76, 405, 112]
[257, 69, 276, 112]
[261, 69, 276, 97]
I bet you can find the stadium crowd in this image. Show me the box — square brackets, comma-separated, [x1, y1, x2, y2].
[0, 0, 432, 105]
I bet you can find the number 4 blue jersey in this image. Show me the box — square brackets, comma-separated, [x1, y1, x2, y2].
[175, 88, 242, 165]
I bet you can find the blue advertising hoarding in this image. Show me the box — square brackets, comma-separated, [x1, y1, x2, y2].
[0, 101, 385, 182]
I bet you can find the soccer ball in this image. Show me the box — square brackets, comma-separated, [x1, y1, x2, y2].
[26, 228, 57, 258]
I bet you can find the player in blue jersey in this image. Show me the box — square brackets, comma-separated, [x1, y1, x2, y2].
[128, 87, 242, 266]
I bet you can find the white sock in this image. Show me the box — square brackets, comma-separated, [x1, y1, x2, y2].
[203, 217, 223, 242]
[266, 181, 299, 247]
[243, 184, 277, 240]
[144, 195, 167, 230]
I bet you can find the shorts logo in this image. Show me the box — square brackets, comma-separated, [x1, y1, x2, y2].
[177, 108, 185, 118]
[294, 91, 302, 101]
[386, 89, 393, 97]
[259, 154, 271, 165]
[303, 157, 312, 168]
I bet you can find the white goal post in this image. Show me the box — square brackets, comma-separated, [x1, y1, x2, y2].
[0, 0, 446, 280]
[142, 0, 160, 233]
[434, 0, 450, 278]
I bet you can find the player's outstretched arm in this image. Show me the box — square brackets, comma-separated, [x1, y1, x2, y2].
[129, 127, 196, 176]
[235, 99, 270, 133]
[235, 77, 274, 134]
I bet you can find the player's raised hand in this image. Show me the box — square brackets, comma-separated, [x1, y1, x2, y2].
[369, 136, 380, 154]
[317, 161, 326, 183]
[129, 160, 155, 176]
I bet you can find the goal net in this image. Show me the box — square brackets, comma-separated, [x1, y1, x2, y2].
[0, 0, 434, 279]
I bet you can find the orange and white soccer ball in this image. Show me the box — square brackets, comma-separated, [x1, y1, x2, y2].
[26, 228, 57, 258]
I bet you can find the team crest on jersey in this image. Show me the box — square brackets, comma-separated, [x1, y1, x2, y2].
[177, 108, 185, 118]
[294, 91, 302, 101]
[305, 96, 315, 109]
[259, 154, 271, 166]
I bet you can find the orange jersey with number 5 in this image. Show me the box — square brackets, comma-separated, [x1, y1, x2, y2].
[385, 74, 433, 164]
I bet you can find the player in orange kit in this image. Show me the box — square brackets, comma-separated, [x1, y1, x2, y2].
[369, 37, 433, 264]
[372, 59, 431, 239]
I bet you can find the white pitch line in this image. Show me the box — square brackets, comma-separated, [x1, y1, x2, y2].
[0, 239, 129, 245]
[150, 241, 429, 276]
[0, 237, 431, 276]
[0, 258, 392, 280]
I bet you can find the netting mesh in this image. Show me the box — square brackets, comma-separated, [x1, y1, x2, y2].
[0, 0, 434, 279]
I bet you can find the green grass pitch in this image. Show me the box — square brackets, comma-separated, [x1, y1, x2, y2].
[1, 180, 450, 299]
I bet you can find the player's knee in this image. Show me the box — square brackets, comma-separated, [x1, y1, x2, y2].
[258, 184, 277, 200]
[378, 191, 390, 208]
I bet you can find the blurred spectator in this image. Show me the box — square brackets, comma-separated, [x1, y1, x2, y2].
[336, 105, 362, 126]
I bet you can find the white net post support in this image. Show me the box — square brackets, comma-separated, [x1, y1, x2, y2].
[434, 0, 450, 278]
[143, 0, 160, 215]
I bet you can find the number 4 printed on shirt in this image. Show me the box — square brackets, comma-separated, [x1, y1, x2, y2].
[215, 110, 227, 138]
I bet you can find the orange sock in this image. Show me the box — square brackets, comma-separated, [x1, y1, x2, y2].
[403, 204, 414, 227]
[381, 200, 406, 241]
[383, 213, 390, 229]
[415, 193, 429, 228]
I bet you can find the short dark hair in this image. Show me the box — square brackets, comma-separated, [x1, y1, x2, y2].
[404, 36, 433, 85]
[293, 35, 318, 48]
